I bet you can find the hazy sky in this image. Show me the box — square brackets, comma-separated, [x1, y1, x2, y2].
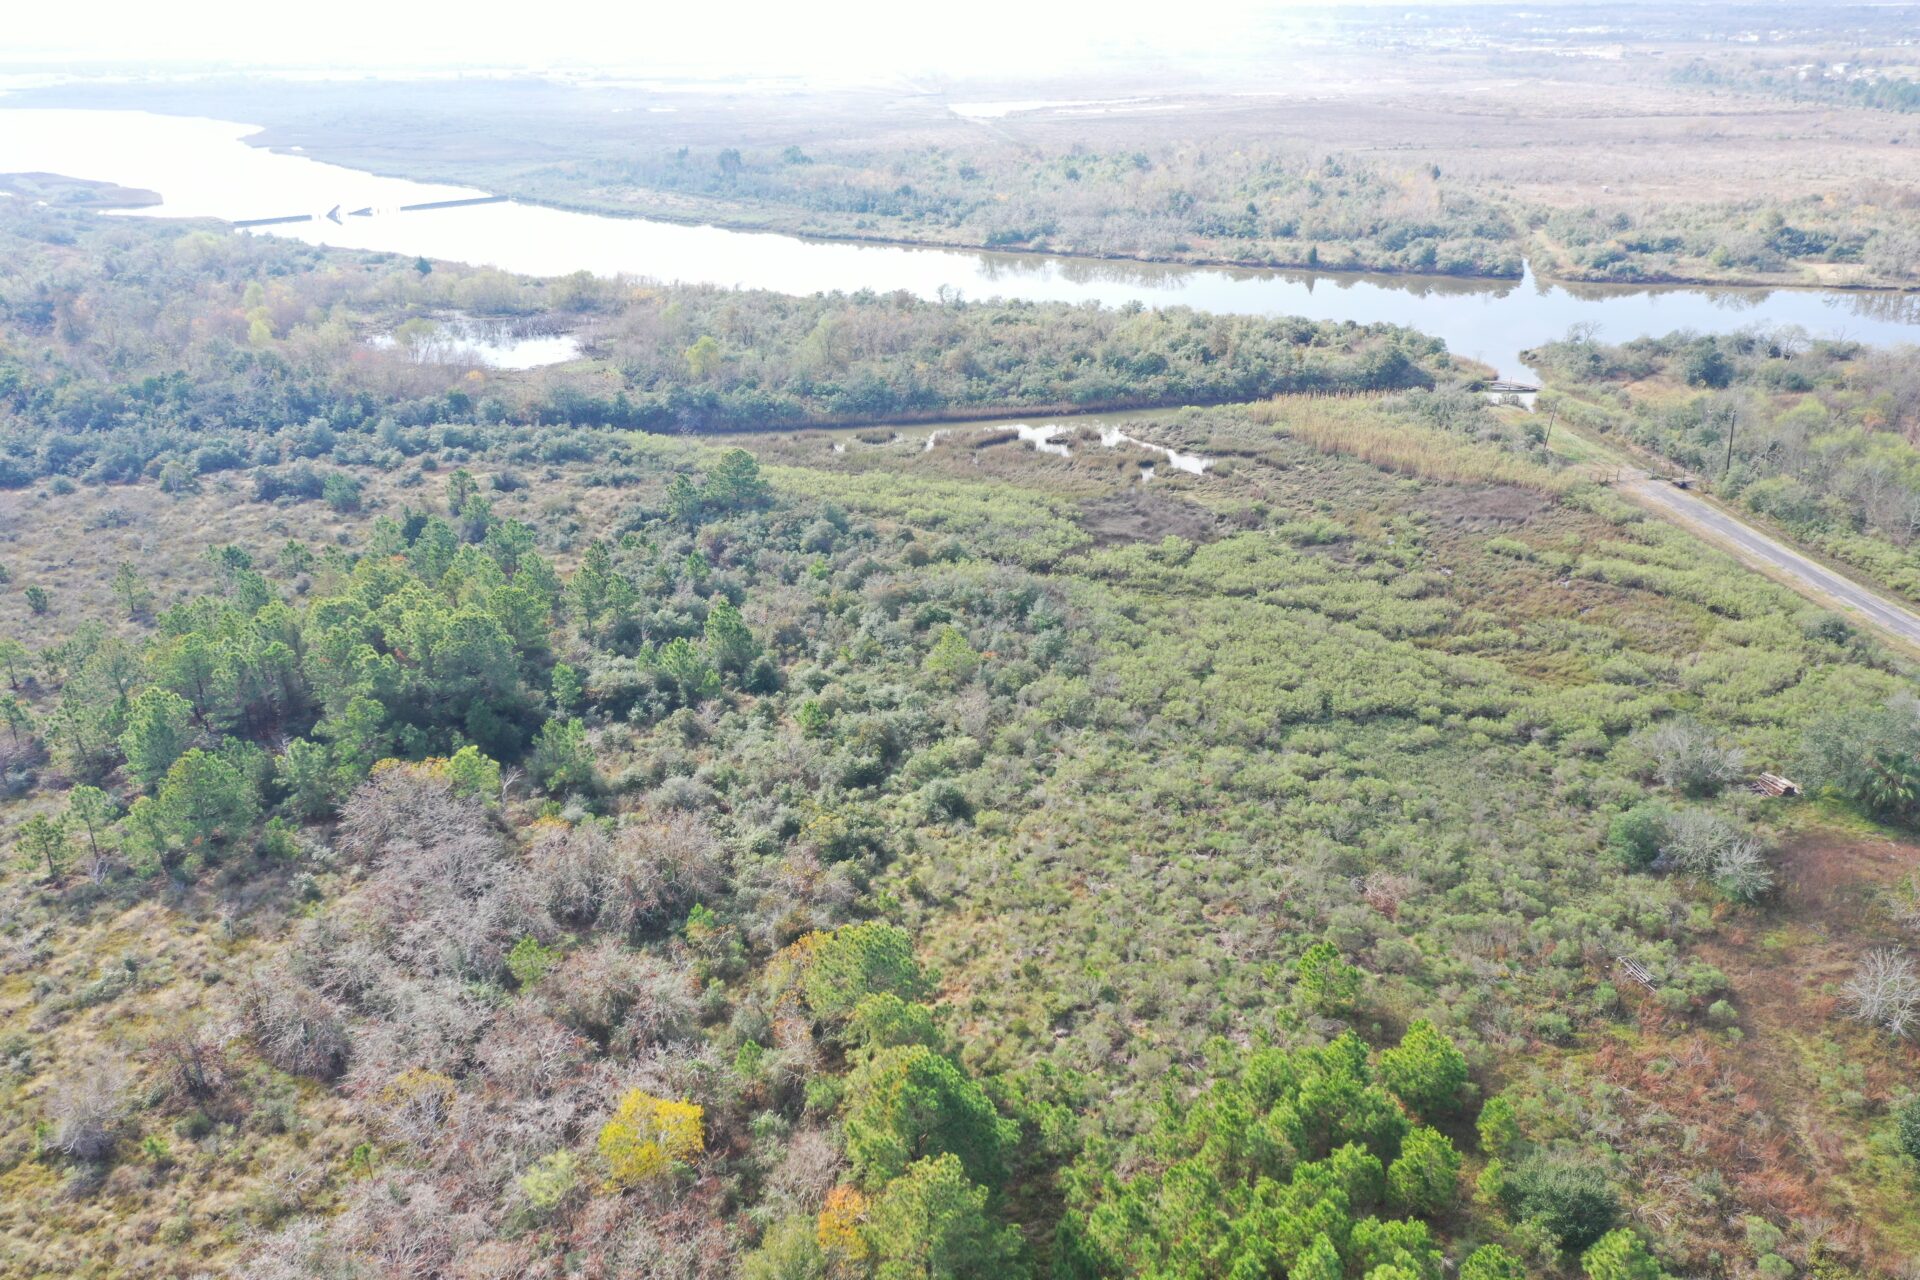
[4, 0, 1400, 77]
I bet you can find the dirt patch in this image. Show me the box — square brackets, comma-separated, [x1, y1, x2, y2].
[1587, 1029, 1872, 1265]
[1770, 832, 1916, 920]
[1679, 828, 1920, 1269]
[1413, 482, 1549, 530]
[1075, 490, 1219, 546]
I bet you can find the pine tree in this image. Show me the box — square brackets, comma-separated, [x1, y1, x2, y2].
[17, 813, 69, 878]
[1376, 1020, 1470, 1118]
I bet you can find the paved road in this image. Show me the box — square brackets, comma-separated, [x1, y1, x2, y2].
[1623, 474, 1920, 651]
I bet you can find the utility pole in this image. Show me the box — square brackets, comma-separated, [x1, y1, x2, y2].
[1543, 410, 1556, 448]
[1722, 406, 1737, 479]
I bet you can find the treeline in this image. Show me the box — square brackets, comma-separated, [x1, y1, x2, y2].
[1529, 197, 1920, 286]
[1675, 59, 1920, 115]
[578, 288, 1445, 431]
[522, 141, 1525, 278]
[0, 202, 1456, 488]
[1530, 326, 1920, 595]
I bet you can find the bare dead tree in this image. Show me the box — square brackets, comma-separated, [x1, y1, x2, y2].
[1640, 719, 1746, 796]
[241, 968, 352, 1080]
[144, 1017, 235, 1104]
[1710, 836, 1774, 903]
[47, 1059, 131, 1161]
[1844, 948, 1920, 1038]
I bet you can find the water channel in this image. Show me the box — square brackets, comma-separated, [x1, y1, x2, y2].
[3, 107, 1918, 382]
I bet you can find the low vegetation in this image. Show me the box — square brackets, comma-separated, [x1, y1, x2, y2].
[560, 140, 1920, 289]
[1531, 326, 1920, 598]
[0, 201, 1455, 490]
[529, 141, 1524, 279]
[1526, 195, 1920, 288]
[2, 211, 1920, 1279]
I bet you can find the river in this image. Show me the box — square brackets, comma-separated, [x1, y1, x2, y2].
[3, 106, 1918, 381]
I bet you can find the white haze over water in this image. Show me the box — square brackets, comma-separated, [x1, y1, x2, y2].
[4, 0, 1414, 81]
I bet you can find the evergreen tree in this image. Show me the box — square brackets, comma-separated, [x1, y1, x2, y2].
[1290, 1234, 1343, 1280]
[1477, 1094, 1520, 1156]
[702, 447, 769, 511]
[845, 1045, 1015, 1191]
[275, 738, 338, 820]
[1897, 1094, 1920, 1161]
[1386, 1127, 1460, 1215]
[152, 630, 236, 728]
[0, 638, 29, 690]
[66, 785, 119, 867]
[529, 717, 595, 794]
[445, 744, 502, 800]
[1376, 1020, 1469, 1118]
[111, 563, 153, 620]
[1582, 1230, 1667, 1280]
[1296, 942, 1361, 1014]
[653, 637, 721, 706]
[156, 748, 259, 853]
[864, 1154, 1027, 1280]
[1460, 1245, 1527, 1280]
[704, 599, 760, 674]
[446, 468, 478, 516]
[0, 692, 32, 747]
[923, 626, 979, 688]
[120, 687, 197, 790]
[17, 812, 69, 878]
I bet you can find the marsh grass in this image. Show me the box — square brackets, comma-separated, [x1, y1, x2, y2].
[1248, 397, 1579, 494]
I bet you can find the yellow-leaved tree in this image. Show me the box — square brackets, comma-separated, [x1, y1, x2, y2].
[816, 1184, 871, 1262]
[598, 1089, 704, 1186]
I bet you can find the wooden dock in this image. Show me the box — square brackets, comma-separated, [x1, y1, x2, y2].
[232, 193, 505, 230]
[397, 195, 509, 213]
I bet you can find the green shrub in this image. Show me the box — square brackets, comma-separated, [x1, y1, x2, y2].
[517, 1150, 578, 1212]
[1897, 1095, 1920, 1160]
[321, 471, 362, 512]
[1500, 1153, 1619, 1251]
[507, 936, 560, 987]
[1606, 802, 1671, 870]
[803, 922, 932, 1020]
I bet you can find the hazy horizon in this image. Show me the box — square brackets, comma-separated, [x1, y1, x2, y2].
[1, 0, 1652, 80]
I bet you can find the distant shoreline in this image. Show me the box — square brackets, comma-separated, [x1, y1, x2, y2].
[235, 129, 1920, 299]
[0, 170, 160, 210]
